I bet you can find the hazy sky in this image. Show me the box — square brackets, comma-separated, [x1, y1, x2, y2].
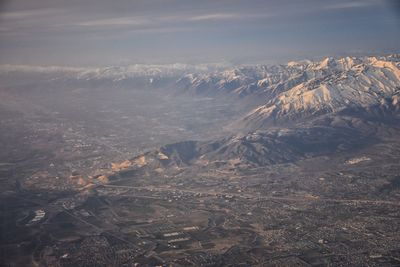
[0, 0, 399, 66]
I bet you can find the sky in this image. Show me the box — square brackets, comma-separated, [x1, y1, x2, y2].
[0, 0, 399, 66]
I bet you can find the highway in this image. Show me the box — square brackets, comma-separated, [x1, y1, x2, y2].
[100, 184, 400, 207]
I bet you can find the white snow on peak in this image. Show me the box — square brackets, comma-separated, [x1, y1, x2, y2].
[243, 55, 400, 123]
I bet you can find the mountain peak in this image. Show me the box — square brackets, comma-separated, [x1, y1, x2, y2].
[229, 55, 400, 129]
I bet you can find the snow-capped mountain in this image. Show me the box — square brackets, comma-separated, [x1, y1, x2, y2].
[237, 55, 400, 128]
[170, 55, 398, 128]
[176, 64, 305, 97]
[1, 55, 399, 128]
[178, 55, 399, 96]
[2, 55, 399, 171]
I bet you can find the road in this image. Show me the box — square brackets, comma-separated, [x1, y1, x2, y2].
[100, 184, 400, 207]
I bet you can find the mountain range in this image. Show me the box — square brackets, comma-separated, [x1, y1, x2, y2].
[2, 55, 399, 172]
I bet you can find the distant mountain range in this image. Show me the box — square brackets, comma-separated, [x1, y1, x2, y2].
[2, 55, 399, 171]
[2, 55, 398, 121]
[175, 55, 400, 129]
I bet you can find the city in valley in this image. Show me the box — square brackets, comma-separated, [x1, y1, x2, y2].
[1, 1, 400, 266]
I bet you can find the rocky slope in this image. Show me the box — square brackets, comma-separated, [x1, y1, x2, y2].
[174, 55, 400, 128]
[238, 56, 400, 128]
[8, 55, 397, 129]
[103, 121, 379, 178]
[4, 54, 398, 179]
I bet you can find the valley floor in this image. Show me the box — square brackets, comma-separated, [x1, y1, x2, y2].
[2, 137, 400, 266]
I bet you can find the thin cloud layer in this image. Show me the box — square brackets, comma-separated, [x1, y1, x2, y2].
[0, 0, 398, 66]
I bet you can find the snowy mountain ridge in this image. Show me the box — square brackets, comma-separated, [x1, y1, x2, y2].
[237, 55, 400, 127]
[1, 54, 399, 128]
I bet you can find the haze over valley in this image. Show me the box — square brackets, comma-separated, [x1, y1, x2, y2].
[1, 1, 400, 266]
